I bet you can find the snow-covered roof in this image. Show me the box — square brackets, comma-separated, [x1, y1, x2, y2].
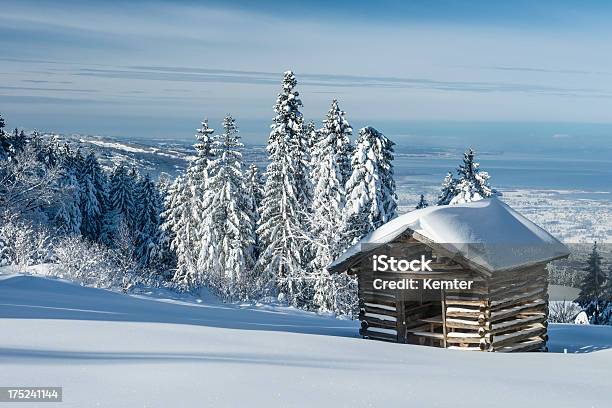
[329, 198, 570, 274]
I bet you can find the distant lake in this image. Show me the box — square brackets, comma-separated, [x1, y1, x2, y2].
[392, 150, 612, 200]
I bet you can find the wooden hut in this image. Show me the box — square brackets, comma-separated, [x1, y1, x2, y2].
[328, 198, 570, 352]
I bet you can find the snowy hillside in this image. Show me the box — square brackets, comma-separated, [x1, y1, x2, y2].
[1, 273, 611, 408]
[38, 132, 269, 178]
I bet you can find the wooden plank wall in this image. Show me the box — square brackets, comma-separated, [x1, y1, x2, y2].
[354, 237, 550, 352]
[444, 264, 549, 352]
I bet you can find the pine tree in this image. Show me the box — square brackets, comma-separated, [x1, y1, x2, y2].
[318, 126, 395, 315]
[292, 114, 312, 209]
[157, 172, 172, 198]
[341, 126, 396, 248]
[8, 128, 27, 157]
[134, 174, 162, 268]
[191, 119, 215, 195]
[54, 147, 82, 235]
[107, 164, 136, 231]
[437, 172, 457, 205]
[188, 119, 216, 277]
[577, 242, 607, 324]
[79, 152, 108, 242]
[257, 71, 310, 305]
[444, 148, 498, 205]
[303, 121, 319, 168]
[79, 172, 103, 241]
[161, 119, 216, 288]
[161, 175, 196, 286]
[0, 113, 10, 161]
[311, 101, 354, 269]
[416, 194, 429, 209]
[321, 99, 353, 186]
[200, 115, 255, 299]
[246, 164, 264, 221]
[245, 164, 264, 259]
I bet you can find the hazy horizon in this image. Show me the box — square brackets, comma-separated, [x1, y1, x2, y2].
[2, 0, 612, 151]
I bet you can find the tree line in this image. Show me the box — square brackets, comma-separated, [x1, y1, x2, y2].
[1, 71, 505, 316]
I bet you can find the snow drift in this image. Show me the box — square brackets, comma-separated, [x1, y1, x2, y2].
[1, 273, 611, 408]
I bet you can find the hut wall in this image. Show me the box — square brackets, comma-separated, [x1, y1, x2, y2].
[444, 264, 549, 352]
[354, 239, 550, 352]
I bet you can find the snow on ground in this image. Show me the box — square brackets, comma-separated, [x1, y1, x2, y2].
[502, 189, 612, 243]
[1, 273, 611, 408]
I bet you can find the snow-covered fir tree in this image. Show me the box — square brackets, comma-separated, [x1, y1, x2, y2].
[321, 99, 353, 185]
[200, 115, 255, 299]
[53, 147, 82, 235]
[190, 118, 215, 196]
[439, 148, 498, 205]
[79, 153, 107, 241]
[246, 164, 264, 221]
[341, 126, 396, 247]
[416, 194, 429, 209]
[0, 113, 10, 160]
[311, 100, 354, 270]
[161, 175, 196, 286]
[107, 164, 136, 233]
[188, 119, 217, 278]
[437, 172, 457, 205]
[245, 164, 264, 258]
[157, 172, 172, 199]
[134, 173, 162, 268]
[257, 71, 310, 306]
[315, 126, 395, 315]
[291, 113, 312, 209]
[577, 242, 607, 324]
[161, 119, 216, 288]
[7, 128, 28, 159]
[303, 121, 319, 169]
[15, 130, 28, 154]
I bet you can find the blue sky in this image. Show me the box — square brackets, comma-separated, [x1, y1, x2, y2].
[1, 0, 612, 146]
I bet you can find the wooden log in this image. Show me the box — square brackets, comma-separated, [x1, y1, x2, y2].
[489, 265, 545, 285]
[359, 294, 397, 306]
[362, 307, 397, 319]
[362, 301, 396, 311]
[490, 325, 546, 348]
[360, 316, 397, 329]
[447, 345, 483, 351]
[490, 288, 547, 311]
[489, 280, 547, 300]
[359, 328, 397, 342]
[489, 300, 546, 322]
[446, 336, 487, 345]
[362, 311, 396, 322]
[493, 337, 545, 353]
[406, 331, 445, 340]
[446, 318, 491, 330]
[444, 297, 487, 305]
[489, 315, 547, 334]
[446, 307, 489, 320]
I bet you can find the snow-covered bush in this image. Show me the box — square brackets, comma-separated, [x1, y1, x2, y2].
[53, 236, 116, 288]
[549, 301, 582, 323]
[52, 235, 166, 292]
[0, 219, 54, 269]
